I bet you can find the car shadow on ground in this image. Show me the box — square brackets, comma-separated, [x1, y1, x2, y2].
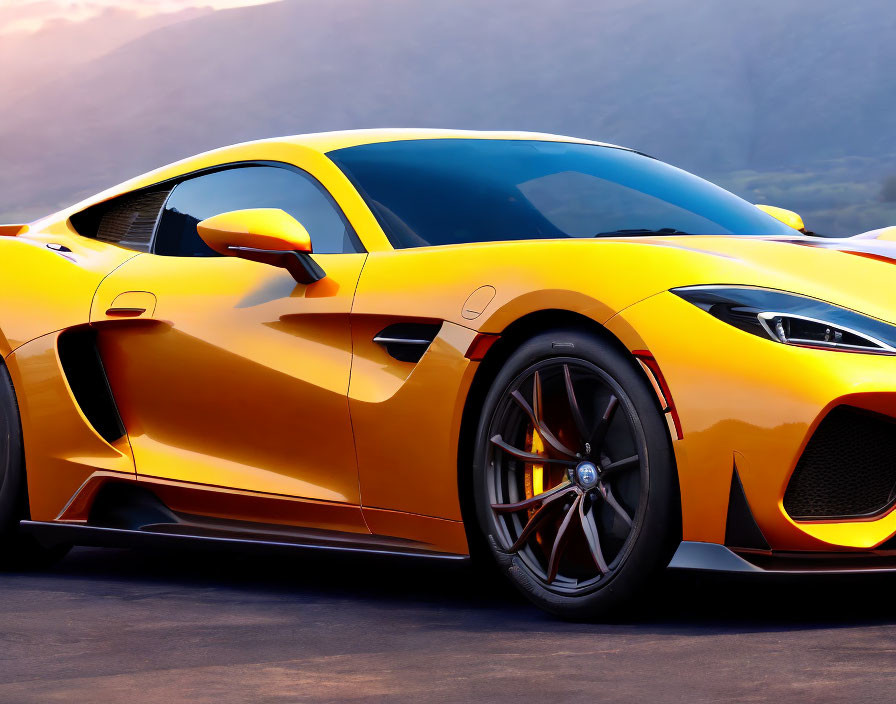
[12, 545, 896, 634]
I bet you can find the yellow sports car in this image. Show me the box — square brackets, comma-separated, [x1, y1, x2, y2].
[3, 129, 896, 618]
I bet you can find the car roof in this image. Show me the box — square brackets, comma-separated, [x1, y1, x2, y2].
[282, 128, 624, 152]
[34, 129, 631, 227]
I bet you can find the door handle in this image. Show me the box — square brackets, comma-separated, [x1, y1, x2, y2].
[103, 291, 157, 319]
[105, 307, 147, 317]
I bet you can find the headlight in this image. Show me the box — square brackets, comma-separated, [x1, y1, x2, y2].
[672, 286, 896, 355]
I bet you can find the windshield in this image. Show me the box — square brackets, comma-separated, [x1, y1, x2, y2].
[327, 139, 799, 248]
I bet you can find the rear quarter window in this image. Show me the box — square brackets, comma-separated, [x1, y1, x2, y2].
[69, 188, 170, 252]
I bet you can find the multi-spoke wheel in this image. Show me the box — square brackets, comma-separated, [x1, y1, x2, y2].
[473, 329, 679, 619]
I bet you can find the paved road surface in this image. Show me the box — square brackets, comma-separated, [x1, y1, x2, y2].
[1, 546, 895, 703]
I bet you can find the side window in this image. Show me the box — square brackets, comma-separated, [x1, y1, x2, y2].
[70, 188, 170, 252]
[153, 165, 359, 256]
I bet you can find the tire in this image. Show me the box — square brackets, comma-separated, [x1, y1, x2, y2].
[0, 362, 69, 569]
[472, 329, 679, 619]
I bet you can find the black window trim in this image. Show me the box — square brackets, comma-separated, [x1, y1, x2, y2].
[71, 160, 365, 255]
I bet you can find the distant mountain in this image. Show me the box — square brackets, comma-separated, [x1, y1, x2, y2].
[0, 5, 212, 100]
[2, 0, 895, 233]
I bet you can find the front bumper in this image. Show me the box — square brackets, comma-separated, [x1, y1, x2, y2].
[608, 291, 896, 553]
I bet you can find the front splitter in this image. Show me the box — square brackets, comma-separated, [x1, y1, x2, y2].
[669, 540, 896, 575]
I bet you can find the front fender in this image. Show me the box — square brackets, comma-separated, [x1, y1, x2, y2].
[608, 289, 896, 552]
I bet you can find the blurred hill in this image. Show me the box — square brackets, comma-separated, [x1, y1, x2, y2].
[0, 5, 212, 102]
[2, 0, 895, 234]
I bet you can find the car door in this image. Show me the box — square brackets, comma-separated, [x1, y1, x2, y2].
[91, 163, 366, 512]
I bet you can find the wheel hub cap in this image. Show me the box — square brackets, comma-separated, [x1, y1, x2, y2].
[575, 461, 599, 489]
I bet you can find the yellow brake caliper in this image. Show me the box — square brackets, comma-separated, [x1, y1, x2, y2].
[524, 425, 545, 519]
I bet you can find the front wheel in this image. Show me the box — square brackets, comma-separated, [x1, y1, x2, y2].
[472, 329, 679, 619]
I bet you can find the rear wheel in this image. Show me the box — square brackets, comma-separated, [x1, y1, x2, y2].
[472, 329, 679, 619]
[0, 362, 68, 569]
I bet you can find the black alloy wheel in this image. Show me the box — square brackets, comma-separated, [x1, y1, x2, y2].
[473, 329, 679, 619]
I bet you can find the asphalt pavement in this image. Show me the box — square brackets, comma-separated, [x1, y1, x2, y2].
[1, 545, 895, 703]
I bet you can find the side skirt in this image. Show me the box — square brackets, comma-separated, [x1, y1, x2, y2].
[20, 520, 468, 562]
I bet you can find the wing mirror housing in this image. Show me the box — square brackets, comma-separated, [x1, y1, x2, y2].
[196, 208, 325, 284]
[755, 204, 808, 234]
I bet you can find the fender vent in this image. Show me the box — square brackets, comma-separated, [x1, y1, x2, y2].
[373, 322, 442, 363]
[57, 328, 126, 443]
[783, 406, 896, 520]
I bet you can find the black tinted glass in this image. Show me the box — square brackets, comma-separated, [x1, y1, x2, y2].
[328, 139, 798, 248]
[154, 165, 358, 256]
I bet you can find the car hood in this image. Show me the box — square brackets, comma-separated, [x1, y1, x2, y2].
[616, 227, 896, 326]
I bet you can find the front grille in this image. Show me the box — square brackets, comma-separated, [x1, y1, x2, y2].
[783, 406, 896, 520]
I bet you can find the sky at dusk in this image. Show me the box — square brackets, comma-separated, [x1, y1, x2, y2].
[0, 0, 279, 34]
[1, 0, 893, 233]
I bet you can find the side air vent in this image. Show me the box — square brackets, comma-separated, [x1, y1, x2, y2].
[88, 483, 179, 530]
[70, 188, 170, 253]
[373, 322, 442, 362]
[783, 406, 896, 520]
[57, 328, 126, 443]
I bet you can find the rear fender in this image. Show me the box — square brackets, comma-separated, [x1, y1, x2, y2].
[0, 230, 139, 355]
[0, 327, 11, 359]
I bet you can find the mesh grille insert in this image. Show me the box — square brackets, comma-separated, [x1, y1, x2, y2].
[784, 406, 896, 520]
[70, 188, 170, 253]
[95, 189, 169, 251]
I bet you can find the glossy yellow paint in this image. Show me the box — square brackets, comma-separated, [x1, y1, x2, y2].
[331, 233, 896, 549]
[5, 334, 135, 522]
[0, 230, 137, 357]
[349, 317, 479, 521]
[91, 252, 364, 505]
[756, 204, 806, 232]
[5, 128, 896, 558]
[609, 291, 896, 550]
[197, 208, 313, 255]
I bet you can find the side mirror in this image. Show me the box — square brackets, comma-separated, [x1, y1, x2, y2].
[755, 204, 807, 234]
[197, 208, 325, 284]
